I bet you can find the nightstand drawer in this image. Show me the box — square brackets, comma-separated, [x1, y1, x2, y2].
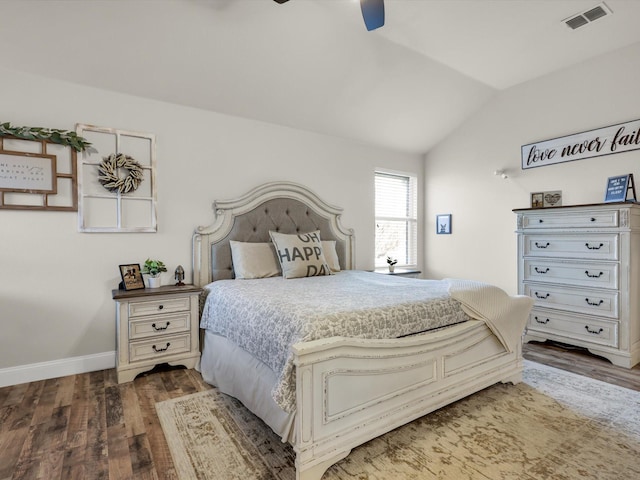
[128, 296, 191, 317]
[129, 333, 191, 363]
[527, 309, 618, 348]
[129, 313, 191, 340]
[520, 210, 618, 229]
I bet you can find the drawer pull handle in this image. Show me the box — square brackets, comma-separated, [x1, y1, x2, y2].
[585, 270, 604, 278]
[535, 242, 550, 249]
[538, 219, 544, 223]
[590, 217, 596, 222]
[152, 342, 171, 353]
[585, 243, 604, 250]
[534, 267, 549, 274]
[585, 298, 604, 307]
[535, 316, 549, 324]
[535, 292, 550, 299]
[152, 322, 170, 331]
[158, 305, 164, 310]
[585, 326, 604, 335]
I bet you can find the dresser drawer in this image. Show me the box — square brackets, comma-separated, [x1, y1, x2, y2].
[523, 260, 618, 289]
[129, 333, 191, 363]
[522, 234, 618, 260]
[527, 309, 618, 348]
[129, 313, 191, 340]
[128, 296, 191, 317]
[521, 210, 618, 229]
[524, 284, 619, 319]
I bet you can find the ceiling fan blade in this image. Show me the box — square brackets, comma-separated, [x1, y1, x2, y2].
[360, 0, 385, 31]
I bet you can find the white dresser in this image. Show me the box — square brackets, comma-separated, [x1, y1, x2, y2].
[514, 203, 640, 368]
[112, 284, 201, 383]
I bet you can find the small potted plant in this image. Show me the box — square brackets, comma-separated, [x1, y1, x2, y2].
[142, 258, 167, 288]
[386, 256, 397, 273]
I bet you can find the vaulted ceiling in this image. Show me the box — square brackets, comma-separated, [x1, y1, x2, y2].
[2, 0, 639, 154]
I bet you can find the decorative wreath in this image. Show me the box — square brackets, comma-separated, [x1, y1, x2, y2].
[97, 153, 144, 194]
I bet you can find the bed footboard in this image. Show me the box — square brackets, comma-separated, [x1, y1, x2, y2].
[292, 320, 522, 480]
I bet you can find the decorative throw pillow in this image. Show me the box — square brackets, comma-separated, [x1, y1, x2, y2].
[322, 240, 341, 272]
[269, 230, 332, 279]
[230, 241, 281, 279]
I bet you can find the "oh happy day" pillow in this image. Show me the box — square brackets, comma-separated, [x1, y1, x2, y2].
[269, 230, 332, 279]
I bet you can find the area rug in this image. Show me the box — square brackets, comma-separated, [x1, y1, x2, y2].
[156, 361, 640, 479]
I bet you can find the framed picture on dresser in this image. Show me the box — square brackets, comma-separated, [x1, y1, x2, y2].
[531, 192, 544, 208]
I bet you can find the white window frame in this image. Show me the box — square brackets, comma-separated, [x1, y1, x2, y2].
[374, 169, 418, 269]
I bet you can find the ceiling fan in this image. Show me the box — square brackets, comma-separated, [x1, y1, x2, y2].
[273, 0, 385, 31]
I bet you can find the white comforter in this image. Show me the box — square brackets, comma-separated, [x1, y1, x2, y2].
[201, 271, 471, 412]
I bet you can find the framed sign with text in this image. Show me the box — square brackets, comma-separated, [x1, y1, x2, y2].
[604, 174, 636, 203]
[0, 136, 78, 211]
[0, 150, 56, 193]
[522, 118, 640, 170]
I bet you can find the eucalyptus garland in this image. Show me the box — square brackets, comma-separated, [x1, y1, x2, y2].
[97, 153, 144, 194]
[0, 122, 91, 152]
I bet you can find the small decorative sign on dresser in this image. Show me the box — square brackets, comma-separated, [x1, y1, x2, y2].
[604, 174, 636, 203]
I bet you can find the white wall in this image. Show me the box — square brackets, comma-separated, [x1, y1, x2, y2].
[424, 42, 640, 294]
[0, 68, 423, 378]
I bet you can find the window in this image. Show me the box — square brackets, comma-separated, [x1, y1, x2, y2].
[375, 170, 418, 268]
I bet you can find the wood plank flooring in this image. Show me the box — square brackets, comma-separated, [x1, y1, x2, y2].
[0, 343, 638, 480]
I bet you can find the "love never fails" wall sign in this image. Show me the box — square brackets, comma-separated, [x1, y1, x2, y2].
[522, 118, 640, 170]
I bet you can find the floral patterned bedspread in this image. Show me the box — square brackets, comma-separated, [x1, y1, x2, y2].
[200, 270, 470, 412]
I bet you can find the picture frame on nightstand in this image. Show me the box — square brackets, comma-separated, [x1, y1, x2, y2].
[119, 263, 145, 290]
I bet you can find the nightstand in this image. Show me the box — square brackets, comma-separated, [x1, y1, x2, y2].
[112, 284, 202, 383]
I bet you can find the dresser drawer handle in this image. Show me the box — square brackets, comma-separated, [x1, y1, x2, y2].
[585, 270, 604, 278]
[152, 342, 171, 353]
[535, 242, 550, 249]
[534, 267, 549, 274]
[585, 243, 604, 250]
[152, 322, 170, 331]
[158, 304, 164, 310]
[538, 219, 544, 223]
[534, 316, 549, 324]
[535, 292, 550, 299]
[585, 326, 604, 335]
[590, 217, 596, 222]
[585, 298, 604, 307]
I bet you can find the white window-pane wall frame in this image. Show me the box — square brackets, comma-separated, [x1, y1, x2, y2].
[375, 170, 418, 268]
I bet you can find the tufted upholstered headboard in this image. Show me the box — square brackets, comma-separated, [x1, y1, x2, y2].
[192, 182, 355, 287]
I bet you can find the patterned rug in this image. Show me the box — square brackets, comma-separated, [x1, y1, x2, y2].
[156, 361, 640, 479]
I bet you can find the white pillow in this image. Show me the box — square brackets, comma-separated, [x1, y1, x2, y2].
[269, 230, 332, 279]
[229, 241, 281, 279]
[322, 240, 341, 272]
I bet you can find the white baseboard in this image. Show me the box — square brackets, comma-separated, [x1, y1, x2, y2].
[0, 351, 116, 388]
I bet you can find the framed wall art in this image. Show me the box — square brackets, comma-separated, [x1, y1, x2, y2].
[436, 214, 452, 234]
[76, 124, 157, 233]
[0, 133, 80, 211]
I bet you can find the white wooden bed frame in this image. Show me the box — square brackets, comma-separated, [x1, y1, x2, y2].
[193, 181, 524, 480]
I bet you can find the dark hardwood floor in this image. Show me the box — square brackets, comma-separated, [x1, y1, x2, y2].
[1, 344, 638, 480]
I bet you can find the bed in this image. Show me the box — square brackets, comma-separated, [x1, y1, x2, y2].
[192, 181, 534, 480]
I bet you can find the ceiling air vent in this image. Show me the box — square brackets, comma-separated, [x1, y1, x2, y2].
[564, 2, 612, 30]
